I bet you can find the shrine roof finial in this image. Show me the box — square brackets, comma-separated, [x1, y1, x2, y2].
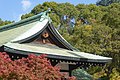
[40, 8, 52, 23]
[41, 8, 51, 16]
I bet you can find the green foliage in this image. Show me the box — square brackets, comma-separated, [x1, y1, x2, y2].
[63, 23, 119, 79]
[31, 4, 44, 15]
[110, 68, 120, 80]
[0, 18, 13, 27]
[21, 13, 34, 20]
[63, 24, 113, 55]
[102, 3, 120, 29]
[58, 3, 79, 19]
[49, 13, 60, 27]
[76, 4, 107, 23]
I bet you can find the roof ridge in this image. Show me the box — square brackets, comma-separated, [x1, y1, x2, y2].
[0, 13, 42, 32]
[0, 9, 52, 32]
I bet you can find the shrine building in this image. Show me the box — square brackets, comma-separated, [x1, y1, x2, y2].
[0, 10, 112, 76]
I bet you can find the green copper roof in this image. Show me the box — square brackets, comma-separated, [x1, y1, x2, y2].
[0, 9, 51, 32]
[0, 10, 76, 51]
[4, 42, 112, 63]
[0, 10, 51, 47]
[0, 21, 39, 46]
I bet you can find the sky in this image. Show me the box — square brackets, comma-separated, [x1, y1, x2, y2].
[0, 0, 98, 21]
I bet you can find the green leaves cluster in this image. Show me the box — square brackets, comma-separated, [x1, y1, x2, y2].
[21, 2, 78, 27]
[62, 3, 120, 80]
[0, 18, 13, 27]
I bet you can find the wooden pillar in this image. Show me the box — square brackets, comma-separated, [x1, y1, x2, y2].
[0, 46, 4, 52]
[69, 63, 81, 76]
[69, 64, 73, 77]
[69, 70, 72, 77]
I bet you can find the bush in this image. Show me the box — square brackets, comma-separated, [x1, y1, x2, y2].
[0, 52, 76, 80]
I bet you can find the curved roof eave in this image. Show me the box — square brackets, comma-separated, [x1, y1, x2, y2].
[48, 23, 78, 51]
[7, 17, 77, 51]
[3, 42, 112, 63]
[11, 18, 49, 43]
[0, 13, 42, 32]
